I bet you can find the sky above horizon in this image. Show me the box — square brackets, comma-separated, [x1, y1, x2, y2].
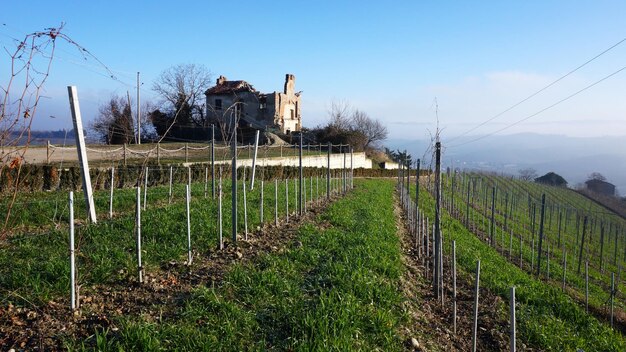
[2, 1, 626, 146]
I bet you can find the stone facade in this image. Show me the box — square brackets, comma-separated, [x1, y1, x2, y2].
[205, 74, 301, 135]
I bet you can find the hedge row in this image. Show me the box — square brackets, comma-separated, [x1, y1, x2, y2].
[0, 164, 425, 194]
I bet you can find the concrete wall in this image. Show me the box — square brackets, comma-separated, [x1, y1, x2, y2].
[186, 151, 372, 169]
[380, 161, 400, 170]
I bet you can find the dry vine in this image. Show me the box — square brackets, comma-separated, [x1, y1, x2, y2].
[0, 24, 118, 237]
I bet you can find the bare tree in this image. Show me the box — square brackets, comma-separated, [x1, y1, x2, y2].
[588, 172, 607, 182]
[317, 100, 388, 151]
[91, 96, 134, 144]
[519, 167, 538, 181]
[351, 109, 388, 148]
[328, 99, 352, 130]
[152, 63, 212, 126]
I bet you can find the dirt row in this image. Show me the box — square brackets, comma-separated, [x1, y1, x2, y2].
[395, 194, 526, 351]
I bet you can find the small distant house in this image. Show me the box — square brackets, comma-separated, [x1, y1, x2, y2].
[535, 172, 568, 187]
[585, 179, 615, 196]
[205, 74, 301, 135]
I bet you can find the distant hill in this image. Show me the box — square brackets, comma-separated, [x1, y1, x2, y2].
[386, 133, 626, 195]
[2, 129, 96, 146]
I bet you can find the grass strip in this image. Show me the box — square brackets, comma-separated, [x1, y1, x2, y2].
[78, 179, 406, 351]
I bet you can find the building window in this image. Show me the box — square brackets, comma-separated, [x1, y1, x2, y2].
[215, 99, 222, 110]
[259, 96, 267, 109]
[290, 109, 295, 119]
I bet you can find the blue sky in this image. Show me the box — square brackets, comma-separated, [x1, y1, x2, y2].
[2, 1, 626, 143]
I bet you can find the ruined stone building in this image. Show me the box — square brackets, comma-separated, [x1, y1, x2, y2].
[205, 74, 302, 135]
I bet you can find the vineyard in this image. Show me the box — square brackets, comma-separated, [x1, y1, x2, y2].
[2, 154, 626, 350]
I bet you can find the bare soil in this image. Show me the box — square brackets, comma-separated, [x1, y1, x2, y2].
[394, 195, 532, 351]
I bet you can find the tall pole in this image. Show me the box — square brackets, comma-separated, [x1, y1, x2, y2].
[350, 147, 353, 189]
[137, 72, 141, 144]
[343, 145, 347, 194]
[69, 191, 76, 310]
[406, 150, 410, 200]
[231, 105, 238, 244]
[415, 158, 420, 215]
[299, 133, 303, 215]
[536, 194, 546, 277]
[211, 124, 215, 198]
[327, 142, 331, 199]
[434, 142, 442, 299]
[490, 186, 496, 246]
[251, 130, 260, 190]
[577, 216, 588, 274]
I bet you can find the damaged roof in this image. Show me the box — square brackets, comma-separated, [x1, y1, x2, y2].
[205, 76, 258, 95]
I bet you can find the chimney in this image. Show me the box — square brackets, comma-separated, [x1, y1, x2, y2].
[217, 75, 227, 85]
[283, 74, 295, 94]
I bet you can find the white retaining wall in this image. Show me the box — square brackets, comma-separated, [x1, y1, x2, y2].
[186, 152, 373, 169]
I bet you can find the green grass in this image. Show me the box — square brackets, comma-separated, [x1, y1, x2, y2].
[411, 177, 626, 351]
[0, 173, 341, 306]
[69, 179, 406, 351]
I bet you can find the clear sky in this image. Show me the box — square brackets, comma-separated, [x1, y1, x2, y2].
[2, 0, 626, 144]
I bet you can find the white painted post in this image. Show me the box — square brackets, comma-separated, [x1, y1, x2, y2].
[472, 260, 481, 352]
[109, 167, 114, 219]
[69, 191, 76, 310]
[285, 178, 289, 223]
[218, 170, 223, 250]
[510, 286, 516, 352]
[168, 166, 173, 204]
[186, 185, 192, 265]
[243, 182, 248, 240]
[316, 174, 319, 203]
[611, 272, 615, 327]
[562, 249, 567, 291]
[519, 234, 524, 269]
[136, 187, 143, 283]
[204, 167, 208, 198]
[452, 240, 457, 335]
[67, 86, 97, 223]
[547, 245, 550, 279]
[509, 228, 513, 259]
[585, 260, 589, 312]
[260, 180, 264, 224]
[143, 167, 148, 211]
[250, 130, 260, 190]
[187, 166, 191, 189]
[350, 147, 353, 189]
[303, 176, 307, 213]
[275, 179, 279, 226]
